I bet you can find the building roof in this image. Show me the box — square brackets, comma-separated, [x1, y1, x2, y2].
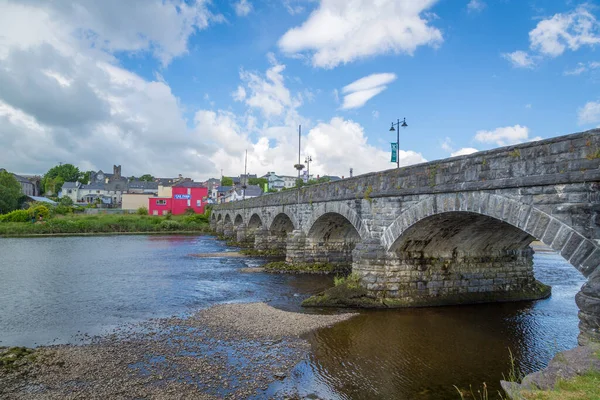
[217, 185, 232, 193]
[12, 174, 31, 184]
[26, 196, 57, 205]
[62, 182, 79, 189]
[173, 181, 205, 188]
[80, 182, 106, 190]
[236, 185, 262, 197]
[128, 180, 159, 190]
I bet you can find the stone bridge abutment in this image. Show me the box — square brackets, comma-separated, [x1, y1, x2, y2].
[212, 130, 600, 344]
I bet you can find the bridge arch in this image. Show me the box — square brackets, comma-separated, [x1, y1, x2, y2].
[234, 214, 244, 227]
[248, 213, 263, 230]
[380, 193, 599, 277]
[216, 213, 222, 222]
[224, 214, 232, 225]
[303, 203, 369, 240]
[269, 212, 296, 234]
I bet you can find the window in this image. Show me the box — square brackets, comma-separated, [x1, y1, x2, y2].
[196, 200, 201, 207]
[153, 210, 158, 216]
[187, 199, 191, 207]
[187, 188, 191, 195]
[156, 199, 167, 205]
[68, 189, 72, 194]
[162, 210, 169, 216]
[97, 190, 100, 194]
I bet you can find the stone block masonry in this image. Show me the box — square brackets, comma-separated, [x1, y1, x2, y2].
[212, 130, 600, 344]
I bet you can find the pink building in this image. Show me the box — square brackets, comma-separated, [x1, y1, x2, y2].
[148, 182, 208, 216]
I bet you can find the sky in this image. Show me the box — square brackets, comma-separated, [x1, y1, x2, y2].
[0, 0, 599, 180]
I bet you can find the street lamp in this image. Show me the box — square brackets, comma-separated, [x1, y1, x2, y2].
[389, 117, 408, 168]
[304, 156, 312, 180]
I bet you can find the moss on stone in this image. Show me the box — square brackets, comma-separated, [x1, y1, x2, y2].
[0, 347, 37, 371]
[303, 280, 551, 309]
[263, 261, 350, 275]
[240, 248, 285, 257]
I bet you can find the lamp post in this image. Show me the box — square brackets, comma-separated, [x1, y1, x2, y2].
[294, 125, 305, 181]
[389, 117, 408, 168]
[304, 156, 312, 181]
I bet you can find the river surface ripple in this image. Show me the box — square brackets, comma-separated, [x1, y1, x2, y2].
[0, 235, 584, 399]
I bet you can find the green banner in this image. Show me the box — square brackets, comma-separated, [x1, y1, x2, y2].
[391, 142, 398, 163]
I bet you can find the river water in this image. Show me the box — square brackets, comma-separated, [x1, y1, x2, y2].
[0, 235, 585, 399]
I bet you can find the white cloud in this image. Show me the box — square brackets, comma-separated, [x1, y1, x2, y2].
[341, 73, 396, 109]
[467, 0, 485, 13]
[372, 110, 380, 119]
[474, 125, 538, 146]
[0, 1, 426, 181]
[564, 61, 600, 76]
[530, 6, 600, 57]
[451, 148, 478, 157]
[503, 6, 600, 69]
[233, 0, 252, 17]
[232, 86, 247, 101]
[278, 0, 443, 69]
[525, 103, 532, 109]
[502, 51, 535, 68]
[578, 101, 600, 125]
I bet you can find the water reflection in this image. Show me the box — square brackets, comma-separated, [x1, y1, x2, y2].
[267, 251, 585, 399]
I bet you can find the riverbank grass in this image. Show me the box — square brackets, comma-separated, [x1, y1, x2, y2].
[516, 371, 600, 399]
[0, 213, 210, 236]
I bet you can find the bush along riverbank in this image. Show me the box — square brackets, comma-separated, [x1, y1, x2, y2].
[0, 213, 210, 237]
[261, 261, 351, 275]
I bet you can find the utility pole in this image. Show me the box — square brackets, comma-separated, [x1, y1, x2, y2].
[242, 150, 248, 201]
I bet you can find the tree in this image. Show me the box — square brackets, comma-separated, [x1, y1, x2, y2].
[221, 176, 233, 186]
[42, 164, 81, 194]
[81, 171, 92, 185]
[0, 170, 22, 214]
[248, 177, 268, 187]
[139, 174, 155, 182]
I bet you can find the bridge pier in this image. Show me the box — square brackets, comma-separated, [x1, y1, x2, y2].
[215, 220, 224, 235]
[223, 221, 234, 238]
[235, 224, 254, 246]
[285, 229, 306, 264]
[576, 269, 600, 345]
[353, 245, 544, 306]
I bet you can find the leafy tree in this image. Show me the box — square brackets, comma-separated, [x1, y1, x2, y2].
[42, 164, 81, 194]
[295, 178, 305, 188]
[221, 176, 234, 186]
[0, 171, 22, 214]
[139, 174, 154, 182]
[81, 171, 92, 184]
[248, 177, 268, 187]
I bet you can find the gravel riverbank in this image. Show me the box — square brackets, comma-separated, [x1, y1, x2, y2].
[0, 303, 356, 399]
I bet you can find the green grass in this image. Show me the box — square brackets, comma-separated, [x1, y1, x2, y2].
[0, 213, 209, 236]
[518, 371, 600, 400]
[263, 261, 348, 274]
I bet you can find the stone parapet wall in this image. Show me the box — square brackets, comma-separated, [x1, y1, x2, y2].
[215, 130, 600, 211]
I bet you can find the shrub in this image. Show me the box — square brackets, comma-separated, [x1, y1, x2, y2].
[0, 209, 31, 223]
[184, 207, 196, 215]
[159, 220, 181, 231]
[53, 205, 73, 215]
[184, 214, 208, 224]
[58, 196, 73, 206]
[137, 206, 148, 215]
[28, 205, 50, 220]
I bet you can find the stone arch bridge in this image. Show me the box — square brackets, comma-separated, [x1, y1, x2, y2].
[212, 130, 600, 344]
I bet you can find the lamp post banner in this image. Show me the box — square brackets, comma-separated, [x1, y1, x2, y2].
[391, 142, 398, 163]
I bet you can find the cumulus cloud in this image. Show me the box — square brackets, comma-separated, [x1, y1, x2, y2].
[467, 0, 485, 13]
[474, 125, 541, 146]
[233, 0, 252, 17]
[530, 6, 600, 57]
[504, 5, 600, 68]
[278, 0, 443, 68]
[502, 51, 536, 69]
[341, 73, 396, 109]
[451, 148, 478, 157]
[578, 101, 600, 125]
[0, 0, 426, 181]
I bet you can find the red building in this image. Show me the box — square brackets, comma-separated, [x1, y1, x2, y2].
[148, 182, 208, 216]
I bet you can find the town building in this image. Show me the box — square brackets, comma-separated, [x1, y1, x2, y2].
[148, 182, 208, 216]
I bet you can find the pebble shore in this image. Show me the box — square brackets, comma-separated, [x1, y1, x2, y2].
[0, 303, 356, 399]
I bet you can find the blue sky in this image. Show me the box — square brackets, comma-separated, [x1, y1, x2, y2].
[1, 0, 599, 179]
